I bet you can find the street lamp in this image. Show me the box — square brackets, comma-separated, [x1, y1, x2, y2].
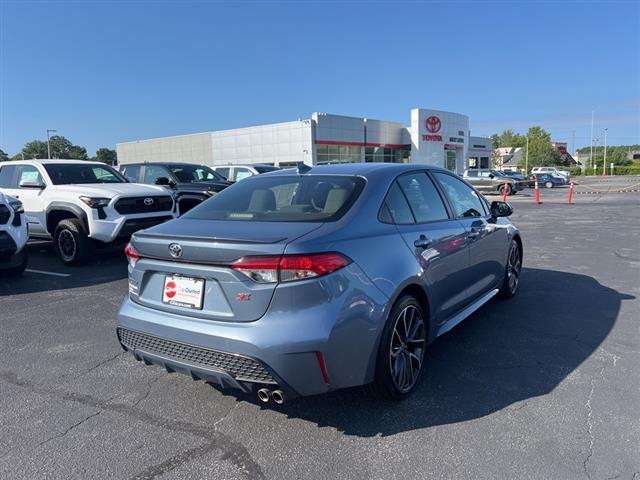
[603, 128, 608, 176]
[593, 138, 599, 174]
[46, 129, 57, 159]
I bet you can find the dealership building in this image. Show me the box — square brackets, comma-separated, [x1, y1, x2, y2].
[116, 108, 492, 173]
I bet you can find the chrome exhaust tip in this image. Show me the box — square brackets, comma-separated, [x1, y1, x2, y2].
[271, 389, 285, 405]
[257, 388, 270, 403]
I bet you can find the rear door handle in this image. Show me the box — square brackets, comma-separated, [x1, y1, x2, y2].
[414, 236, 433, 249]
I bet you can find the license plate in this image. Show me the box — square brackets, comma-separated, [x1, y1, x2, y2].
[162, 275, 205, 310]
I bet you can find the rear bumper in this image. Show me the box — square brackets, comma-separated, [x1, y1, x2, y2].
[116, 264, 389, 397]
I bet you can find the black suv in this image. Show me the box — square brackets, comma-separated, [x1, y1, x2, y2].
[119, 163, 233, 214]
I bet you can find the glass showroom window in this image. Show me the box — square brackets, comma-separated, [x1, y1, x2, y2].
[316, 144, 362, 164]
[365, 146, 410, 163]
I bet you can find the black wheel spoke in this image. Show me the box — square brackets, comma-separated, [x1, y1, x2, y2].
[389, 304, 426, 393]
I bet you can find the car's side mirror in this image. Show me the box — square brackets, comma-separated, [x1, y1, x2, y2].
[489, 174, 495, 179]
[490, 201, 513, 218]
[154, 176, 172, 186]
[19, 179, 45, 189]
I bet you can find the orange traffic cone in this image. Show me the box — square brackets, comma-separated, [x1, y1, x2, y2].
[501, 182, 509, 202]
[534, 176, 541, 204]
[568, 179, 574, 204]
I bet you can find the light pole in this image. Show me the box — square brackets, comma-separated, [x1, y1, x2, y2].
[525, 135, 529, 174]
[593, 138, 599, 174]
[603, 128, 608, 176]
[590, 111, 594, 174]
[46, 129, 57, 159]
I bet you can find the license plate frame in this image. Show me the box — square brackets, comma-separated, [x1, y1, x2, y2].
[162, 275, 205, 310]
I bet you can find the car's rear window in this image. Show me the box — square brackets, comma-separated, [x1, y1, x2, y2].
[184, 175, 365, 222]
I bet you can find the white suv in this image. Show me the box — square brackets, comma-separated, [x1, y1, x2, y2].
[211, 164, 280, 181]
[531, 166, 570, 180]
[0, 160, 176, 265]
[0, 191, 28, 276]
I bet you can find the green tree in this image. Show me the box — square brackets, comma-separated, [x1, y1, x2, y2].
[93, 148, 117, 166]
[521, 126, 562, 168]
[15, 136, 88, 160]
[0, 149, 9, 162]
[492, 129, 527, 149]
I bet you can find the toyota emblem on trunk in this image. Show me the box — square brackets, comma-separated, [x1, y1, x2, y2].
[168, 243, 183, 258]
[144, 197, 154, 206]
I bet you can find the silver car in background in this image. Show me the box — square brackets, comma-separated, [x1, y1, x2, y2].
[117, 164, 522, 403]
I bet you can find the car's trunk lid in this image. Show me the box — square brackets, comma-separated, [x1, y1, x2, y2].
[128, 218, 321, 322]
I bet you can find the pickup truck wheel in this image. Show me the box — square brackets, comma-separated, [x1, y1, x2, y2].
[54, 218, 91, 266]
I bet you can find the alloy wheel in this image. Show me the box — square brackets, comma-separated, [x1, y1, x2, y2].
[58, 230, 77, 261]
[507, 242, 521, 294]
[389, 304, 426, 393]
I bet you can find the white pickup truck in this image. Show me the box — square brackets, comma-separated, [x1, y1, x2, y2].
[0, 160, 176, 265]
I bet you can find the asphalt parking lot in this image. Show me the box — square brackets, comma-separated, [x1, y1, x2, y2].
[1, 177, 639, 480]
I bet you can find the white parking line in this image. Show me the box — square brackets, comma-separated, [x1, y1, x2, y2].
[25, 269, 71, 278]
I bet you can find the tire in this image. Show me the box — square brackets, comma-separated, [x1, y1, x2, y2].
[53, 218, 92, 266]
[499, 239, 522, 299]
[1, 247, 28, 276]
[374, 294, 428, 400]
[545, 181, 553, 189]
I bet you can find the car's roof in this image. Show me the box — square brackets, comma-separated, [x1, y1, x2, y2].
[122, 162, 209, 167]
[272, 163, 452, 177]
[3, 159, 105, 165]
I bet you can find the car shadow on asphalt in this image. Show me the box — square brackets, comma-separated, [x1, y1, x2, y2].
[0, 242, 128, 296]
[223, 267, 634, 437]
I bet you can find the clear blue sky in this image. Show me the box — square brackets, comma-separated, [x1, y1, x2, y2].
[1, 0, 639, 156]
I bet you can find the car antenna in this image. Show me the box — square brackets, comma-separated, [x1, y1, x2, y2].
[296, 162, 312, 175]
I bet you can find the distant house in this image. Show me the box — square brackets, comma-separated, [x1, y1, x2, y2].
[495, 147, 524, 169]
[628, 150, 640, 161]
[551, 142, 579, 166]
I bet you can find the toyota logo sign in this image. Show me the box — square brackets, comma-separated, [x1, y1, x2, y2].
[168, 243, 183, 258]
[143, 197, 154, 206]
[425, 116, 442, 133]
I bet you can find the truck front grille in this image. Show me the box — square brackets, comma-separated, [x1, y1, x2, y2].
[114, 196, 173, 215]
[0, 205, 9, 225]
[117, 328, 276, 384]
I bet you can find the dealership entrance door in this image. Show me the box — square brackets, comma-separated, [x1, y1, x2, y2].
[445, 150, 457, 171]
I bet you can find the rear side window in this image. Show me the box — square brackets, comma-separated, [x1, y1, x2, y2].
[235, 168, 253, 181]
[185, 175, 364, 222]
[216, 167, 230, 179]
[380, 182, 414, 224]
[396, 173, 449, 223]
[433, 172, 486, 218]
[121, 165, 140, 182]
[0, 165, 17, 188]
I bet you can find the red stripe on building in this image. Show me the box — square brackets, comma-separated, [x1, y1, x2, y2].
[315, 140, 406, 149]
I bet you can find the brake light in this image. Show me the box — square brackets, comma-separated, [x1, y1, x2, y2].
[124, 243, 141, 267]
[231, 256, 280, 284]
[231, 253, 351, 283]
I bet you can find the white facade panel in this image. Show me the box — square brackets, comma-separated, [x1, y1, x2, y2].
[210, 119, 313, 167]
[116, 132, 214, 165]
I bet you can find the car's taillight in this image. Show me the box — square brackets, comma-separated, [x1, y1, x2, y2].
[231, 253, 351, 284]
[124, 243, 141, 268]
[231, 255, 280, 284]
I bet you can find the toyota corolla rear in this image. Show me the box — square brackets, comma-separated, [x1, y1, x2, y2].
[116, 171, 389, 400]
